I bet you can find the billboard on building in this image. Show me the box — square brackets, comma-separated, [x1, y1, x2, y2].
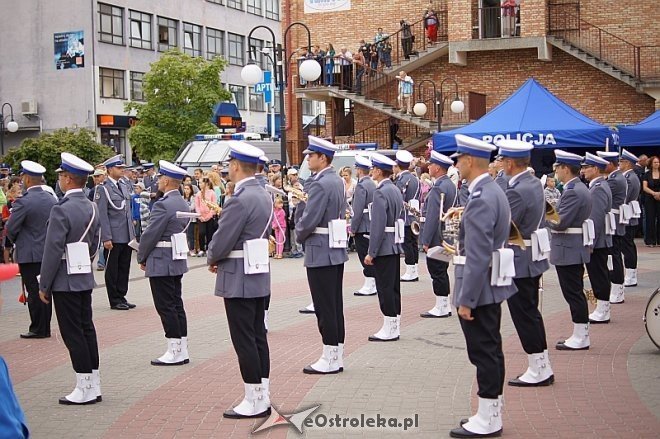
[54, 31, 85, 69]
[304, 0, 351, 14]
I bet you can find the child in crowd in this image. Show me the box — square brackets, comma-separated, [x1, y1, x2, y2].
[271, 197, 286, 259]
[131, 183, 145, 240]
[544, 175, 561, 208]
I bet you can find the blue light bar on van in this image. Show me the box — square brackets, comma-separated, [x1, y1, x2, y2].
[336, 143, 378, 151]
[194, 134, 247, 141]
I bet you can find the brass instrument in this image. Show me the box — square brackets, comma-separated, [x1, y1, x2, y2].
[404, 202, 422, 236]
[202, 198, 222, 215]
[583, 273, 596, 305]
[509, 221, 526, 249]
[285, 185, 308, 202]
[545, 201, 560, 226]
[441, 207, 464, 255]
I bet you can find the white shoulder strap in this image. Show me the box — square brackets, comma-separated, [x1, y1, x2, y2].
[79, 204, 96, 242]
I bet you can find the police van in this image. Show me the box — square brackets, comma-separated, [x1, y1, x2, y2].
[173, 134, 281, 172]
[297, 143, 397, 181]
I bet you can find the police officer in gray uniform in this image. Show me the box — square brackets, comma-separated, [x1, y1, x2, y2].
[137, 161, 191, 367]
[582, 153, 613, 324]
[142, 163, 159, 208]
[620, 149, 641, 287]
[494, 164, 510, 192]
[6, 161, 58, 339]
[449, 135, 516, 439]
[296, 136, 348, 374]
[457, 178, 470, 207]
[394, 150, 421, 282]
[96, 154, 136, 310]
[207, 142, 272, 419]
[597, 151, 627, 303]
[550, 150, 592, 351]
[256, 156, 268, 188]
[495, 140, 554, 387]
[38, 153, 101, 405]
[351, 155, 377, 296]
[365, 153, 404, 342]
[420, 151, 456, 318]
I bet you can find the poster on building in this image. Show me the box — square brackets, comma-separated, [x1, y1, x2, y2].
[304, 0, 351, 14]
[54, 31, 85, 70]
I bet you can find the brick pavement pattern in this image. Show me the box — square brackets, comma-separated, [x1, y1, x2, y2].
[0, 243, 658, 438]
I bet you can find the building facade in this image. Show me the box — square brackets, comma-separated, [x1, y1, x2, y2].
[0, 0, 282, 161]
[284, 0, 659, 162]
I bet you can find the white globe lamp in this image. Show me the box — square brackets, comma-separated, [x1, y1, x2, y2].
[6, 120, 18, 133]
[241, 63, 263, 86]
[450, 99, 465, 114]
[299, 59, 322, 82]
[413, 102, 428, 117]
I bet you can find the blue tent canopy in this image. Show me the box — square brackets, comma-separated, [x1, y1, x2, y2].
[618, 110, 660, 147]
[433, 78, 612, 152]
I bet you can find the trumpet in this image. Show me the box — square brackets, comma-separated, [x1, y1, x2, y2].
[404, 202, 422, 236]
[545, 201, 560, 226]
[285, 185, 308, 202]
[202, 198, 222, 215]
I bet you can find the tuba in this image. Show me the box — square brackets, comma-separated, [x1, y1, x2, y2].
[545, 201, 560, 226]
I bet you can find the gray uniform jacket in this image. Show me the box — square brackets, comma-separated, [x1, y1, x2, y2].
[255, 174, 267, 188]
[606, 170, 627, 236]
[421, 175, 456, 248]
[296, 167, 349, 268]
[368, 179, 404, 258]
[350, 176, 376, 234]
[453, 175, 517, 308]
[548, 177, 592, 266]
[506, 171, 550, 278]
[588, 177, 613, 249]
[395, 170, 420, 226]
[494, 170, 509, 192]
[457, 179, 470, 207]
[143, 174, 158, 207]
[96, 178, 134, 244]
[39, 191, 101, 293]
[207, 178, 271, 299]
[6, 187, 57, 264]
[137, 190, 190, 277]
[624, 169, 641, 227]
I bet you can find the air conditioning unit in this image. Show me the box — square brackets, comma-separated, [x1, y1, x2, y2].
[21, 99, 38, 116]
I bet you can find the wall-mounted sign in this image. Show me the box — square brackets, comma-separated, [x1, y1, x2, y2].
[97, 115, 138, 128]
[304, 0, 351, 14]
[54, 31, 85, 69]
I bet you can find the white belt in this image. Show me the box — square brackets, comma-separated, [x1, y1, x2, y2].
[551, 228, 582, 234]
[610, 209, 619, 214]
[155, 241, 172, 248]
[452, 256, 466, 265]
[384, 227, 396, 232]
[313, 227, 329, 234]
[227, 250, 244, 258]
[362, 209, 369, 213]
[522, 239, 532, 247]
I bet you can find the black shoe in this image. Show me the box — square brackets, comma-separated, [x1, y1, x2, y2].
[20, 332, 50, 339]
[150, 358, 187, 366]
[368, 335, 399, 342]
[401, 278, 419, 282]
[450, 426, 502, 438]
[420, 311, 452, 318]
[223, 407, 271, 419]
[588, 318, 610, 324]
[302, 365, 341, 375]
[111, 303, 130, 310]
[299, 308, 315, 314]
[508, 374, 554, 387]
[124, 302, 136, 309]
[58, 397, 97, 405]
[354, 291, 377, 296]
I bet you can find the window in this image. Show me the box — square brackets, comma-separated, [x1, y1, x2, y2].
[229, 84, 246, 110]
[265, 0, 279, 20]
[99, 3, 124, 45]
[227, 0, 244, 11]
[249, 87, 265, 112]
[247, 0, 262, 15]
[100, 68, 125, 99]
[248, 38, 267, 70]
[130, 72, 145, 101]
[158, 17, 178, 51]
[228, 33, 245, 65]
[302, 99, 314, 116]
[207, 28, 225, 59]
[206, 0, 224, 4]
[129, 10, 152, 49]
[183, 23, 202, 57]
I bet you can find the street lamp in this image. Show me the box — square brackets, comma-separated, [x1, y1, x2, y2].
[241, 22, 321, 171]
[1, 103, 19, 156]
[413, 78, 464, 132]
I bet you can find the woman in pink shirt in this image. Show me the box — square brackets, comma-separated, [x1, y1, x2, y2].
[194, 177, 218, 257]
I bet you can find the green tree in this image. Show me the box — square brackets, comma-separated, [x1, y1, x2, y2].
[125, 50, 231, 162]
[3, 128, 114, 185]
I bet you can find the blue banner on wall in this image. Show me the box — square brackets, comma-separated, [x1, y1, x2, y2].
[54, 31, 85, 70]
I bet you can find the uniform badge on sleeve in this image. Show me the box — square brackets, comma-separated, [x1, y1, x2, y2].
[95, 192, 101, 200]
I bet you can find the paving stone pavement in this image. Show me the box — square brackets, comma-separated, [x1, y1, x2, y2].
[0, 241, 658, 438]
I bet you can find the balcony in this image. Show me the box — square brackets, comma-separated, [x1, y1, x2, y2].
[472, 5, 520, 40]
